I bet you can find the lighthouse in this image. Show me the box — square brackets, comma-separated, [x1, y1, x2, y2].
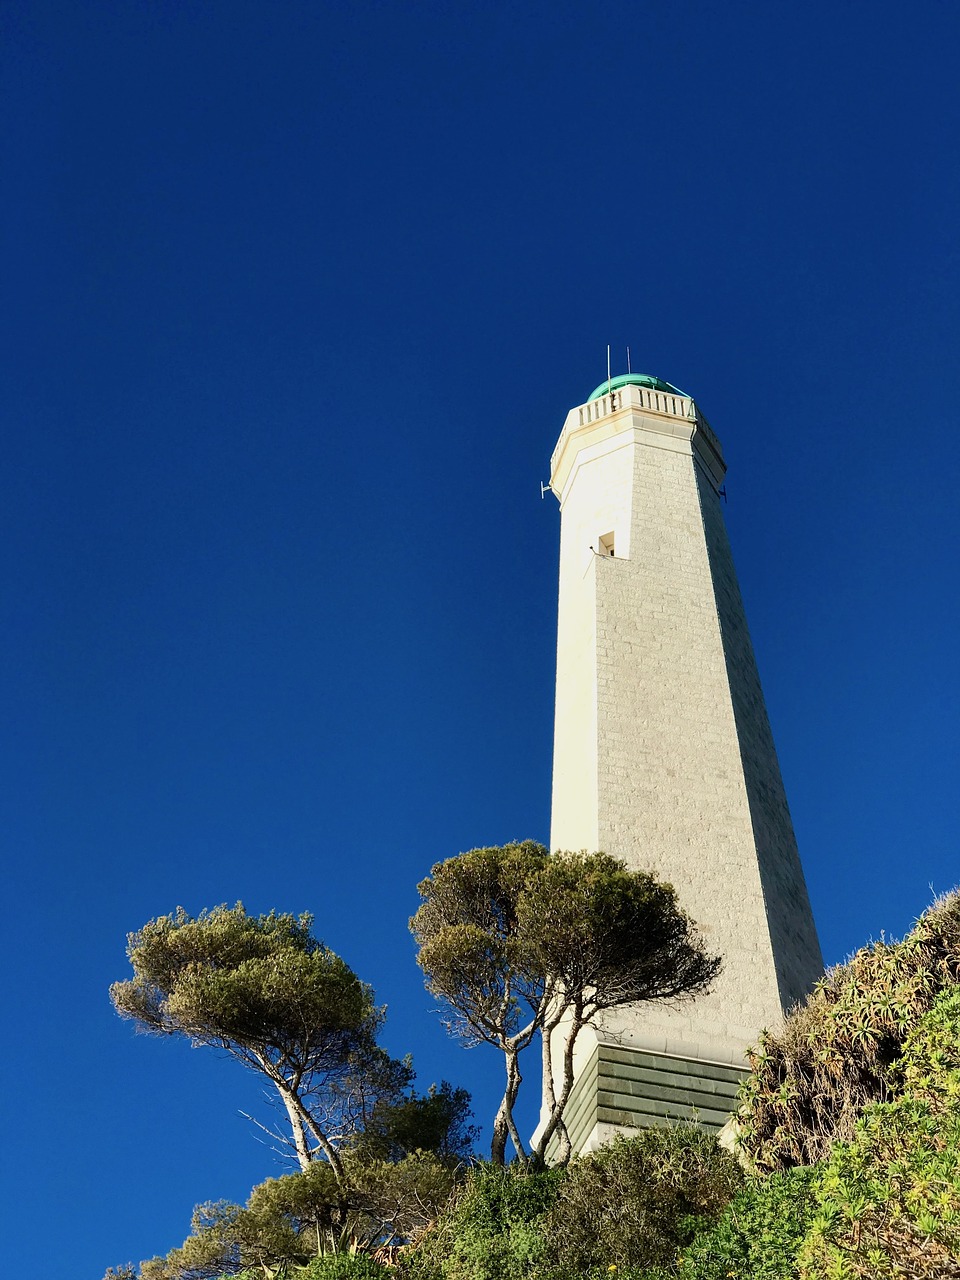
[545, 373, 823, 1153]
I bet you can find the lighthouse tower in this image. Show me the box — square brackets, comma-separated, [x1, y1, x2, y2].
[545, 373, 823, 1153]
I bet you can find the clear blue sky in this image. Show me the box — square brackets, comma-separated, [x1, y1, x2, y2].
[2, 2, 959, 1274]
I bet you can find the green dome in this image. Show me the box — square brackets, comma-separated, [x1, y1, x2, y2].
[587, 372, 689, 402]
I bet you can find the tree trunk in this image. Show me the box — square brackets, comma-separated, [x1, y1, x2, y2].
[278, 1087, 313, 1171]
[533, 1012, 582, 1164]
[541, 1016, 558, 1126]
[491, 1047, 527, 1165]
[273, 1080, 344, 1179]
[491, 1088, 510, 1165]
[295, 1094, 345, 1180]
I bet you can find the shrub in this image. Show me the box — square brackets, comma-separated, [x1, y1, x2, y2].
[797, 989, 960, 1278]
[128, 1153, 455, 1279]
[399, 1162, 562, 1280]
[737, 889, 960, 1172]
[297, 1256, 394, 1279]
[678, 1165, 820, 1279]
[541, 1126, 743, 1277]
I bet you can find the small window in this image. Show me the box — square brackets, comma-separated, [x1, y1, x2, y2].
[599, 532, 615, 557]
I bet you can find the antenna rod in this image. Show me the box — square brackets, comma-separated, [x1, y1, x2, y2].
[626, 345, 631, 374]
[607, 344, 611, 398]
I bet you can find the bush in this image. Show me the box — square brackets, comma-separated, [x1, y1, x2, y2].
[738, 890, 960, 1173]
[399, 1162, 562, 1280]
[297, 1256, 394, 1280]
[126, 1152, 455, 1279]
[797, 989, 960, 1278]
[541, 1126, 743, 1278]
[681, 986, 960, 1279]
[678, 1165, 820, 1279]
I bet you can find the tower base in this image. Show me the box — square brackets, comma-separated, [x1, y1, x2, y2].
[552, 1042, 748, 1158]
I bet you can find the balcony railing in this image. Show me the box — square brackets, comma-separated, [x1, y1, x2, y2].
[551, 383, 719, 479]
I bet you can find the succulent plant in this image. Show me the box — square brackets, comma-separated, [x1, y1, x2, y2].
[737, 890, 960, 1173]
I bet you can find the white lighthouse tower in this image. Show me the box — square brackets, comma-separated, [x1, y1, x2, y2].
[545, 373, 823, 1153]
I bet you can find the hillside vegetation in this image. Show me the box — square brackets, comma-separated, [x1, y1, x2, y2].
[108, 891, 960, 1280]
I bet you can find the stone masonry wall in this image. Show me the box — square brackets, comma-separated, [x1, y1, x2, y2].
[592, 437, 813, 1062]
[695, 466, 824, 1007]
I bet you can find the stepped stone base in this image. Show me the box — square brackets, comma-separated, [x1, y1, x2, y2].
[557, 1042, 748, 1156]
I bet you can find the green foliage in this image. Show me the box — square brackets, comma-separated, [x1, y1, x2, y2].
[111, 904, 388, 1170]
[401, 1129, 740, 1280]
[351, 1081, 479, 1166]
[130, 1154, 455, 1280]
[115, 889, 960, 1280]
[296, 1257, 394, 1279]
[411, 844, 718, 1164]
[542, 1128, 742, 1278]
[678, 1166, 821, 1279]
[685, 990, 960, 1279]
[737, 889, 960, 1173]
[109, 901, 478, 1280]
[400, 1162, 563, 1280]
[797, 988, 960, 1279]
[137, 1201, 244, 1279]
[342, 1151, 460, 1250]
[412, 842, 551, 1046]
[243, 1161, 351, 1261]
[521, 853, 721, 1013]
[111, 905, 370, 1045]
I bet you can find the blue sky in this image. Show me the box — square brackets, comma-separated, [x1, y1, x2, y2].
[2, 1, 959, 1274]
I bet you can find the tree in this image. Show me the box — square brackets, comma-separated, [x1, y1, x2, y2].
[411, 842, 720, 1165]
[350, 1080, 479, 1166]
[111, 903, 408, 1177]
